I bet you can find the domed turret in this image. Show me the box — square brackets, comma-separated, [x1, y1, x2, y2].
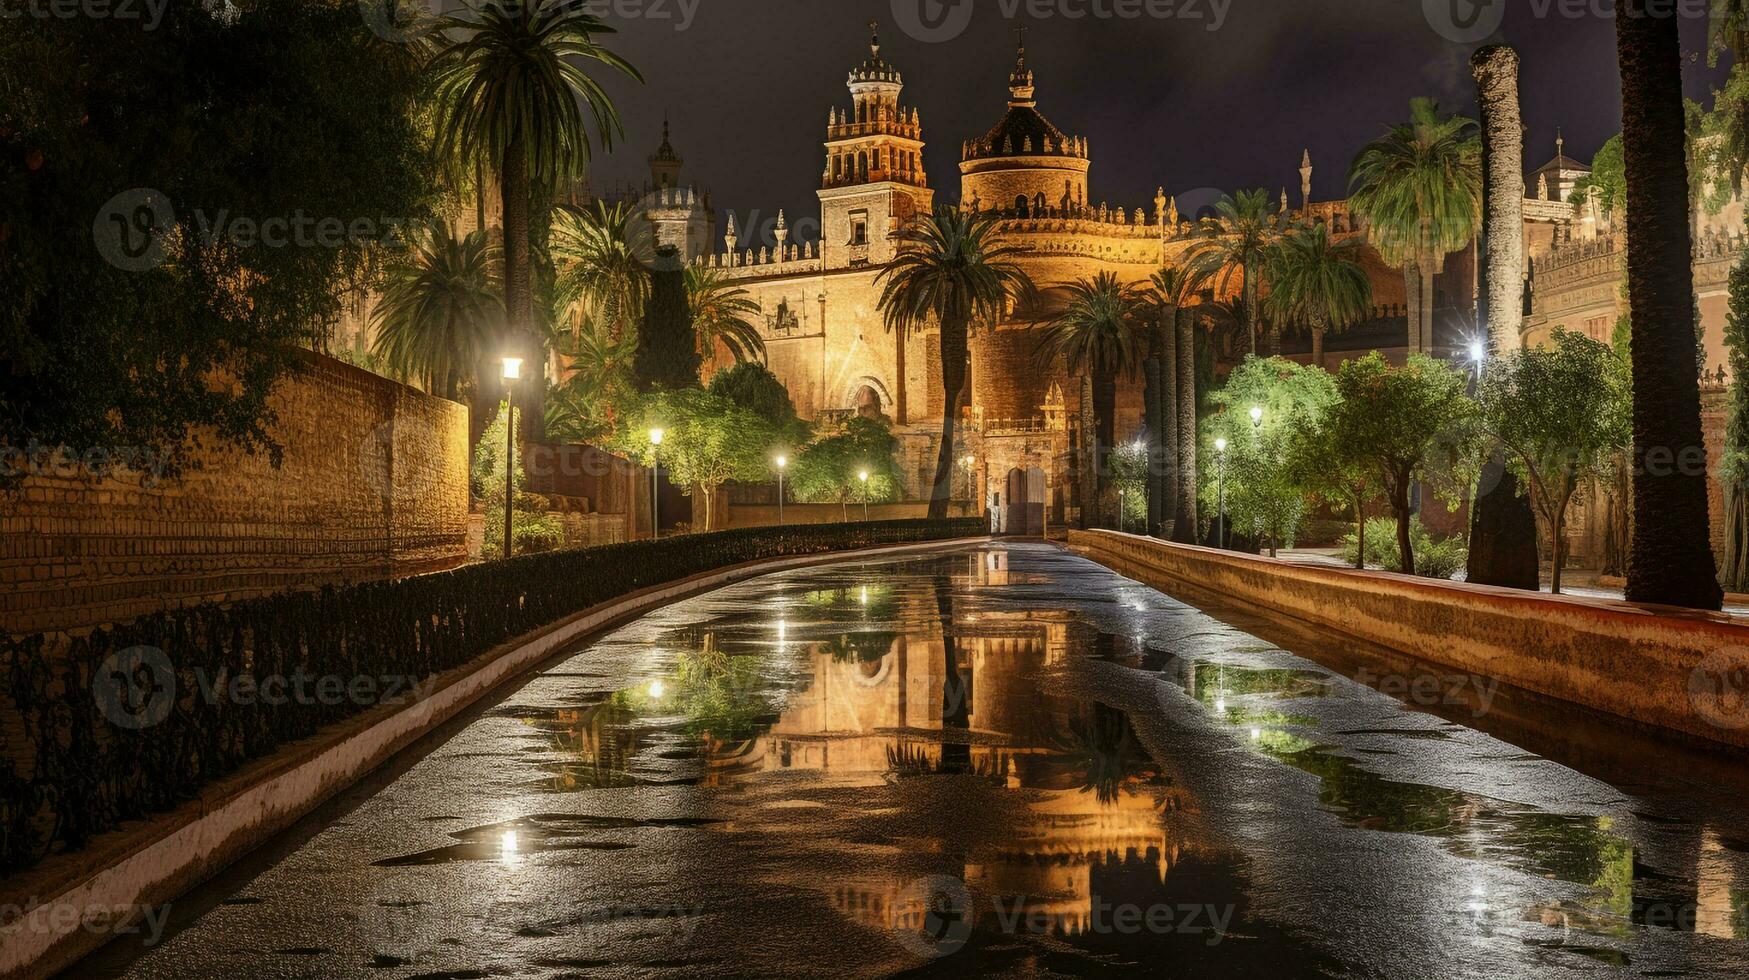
[960, 32, 1091, 217]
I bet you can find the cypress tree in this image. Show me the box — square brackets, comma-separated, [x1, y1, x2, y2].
[634, 247, 702, 392]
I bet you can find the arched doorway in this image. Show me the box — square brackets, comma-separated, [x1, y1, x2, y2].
[995, 466, 1047, 536]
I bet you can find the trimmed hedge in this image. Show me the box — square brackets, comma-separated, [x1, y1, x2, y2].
[0, 519, 981, 873]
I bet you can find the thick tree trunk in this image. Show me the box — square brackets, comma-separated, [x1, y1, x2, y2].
[1094, 365, 1118, 529]
[1616, 1, 1725, 609]
[1726, 482, 1749, 591]
[1393, 478, 1415, 575]
[1418, 245, 1437, 353]
[1157, 315, 1179, 536]
[1467, 455, 1541, 589]
[1144, 356, 1162, 536]
[1402, 262, 1422, 353]
[1549, 499, 1569, 595]
[928, 319, 969, 520]
[1354, 497, 1367, 569]
[1174, 309, 1200, 543]
[500, 129, 543, 442]
[1471, 45, 1527, 353]
[1078, 374, 1098, 528]
[1312, 327, 1326, 370]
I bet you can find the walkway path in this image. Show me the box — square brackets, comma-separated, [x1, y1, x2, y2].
[79, 543, 1749, 978]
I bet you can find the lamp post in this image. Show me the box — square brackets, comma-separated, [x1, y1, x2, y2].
[500, 357, 522, 559]
[1118, 487, 1127, 533]
[1215, 437, 1229, 550]
[1468, 339, 1487, 382]
[858, 469, 870, 522]
[775, 455, 787, 527]
[649, 428, 665, 540]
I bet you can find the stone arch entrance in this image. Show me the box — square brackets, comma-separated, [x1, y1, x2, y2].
[993, 466, 1047, 536]
[843, 377, 893, 421]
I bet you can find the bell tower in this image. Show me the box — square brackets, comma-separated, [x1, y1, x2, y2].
[818, 21, 933, 269]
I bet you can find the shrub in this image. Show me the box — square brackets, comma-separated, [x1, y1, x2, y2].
[1341, 516, 1468, 579]
[0, 519, 981, 873]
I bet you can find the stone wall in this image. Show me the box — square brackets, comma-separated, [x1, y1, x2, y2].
[1, 354, 471, 635]
[1072, 530, 1749, 750]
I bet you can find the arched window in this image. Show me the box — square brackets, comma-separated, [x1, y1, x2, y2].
[1015, 195, 1030, 217]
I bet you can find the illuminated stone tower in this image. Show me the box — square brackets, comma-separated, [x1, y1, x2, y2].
[960, 31, 1090, 216]
[818, 21, 933, 269]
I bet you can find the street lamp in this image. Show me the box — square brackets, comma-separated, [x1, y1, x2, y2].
[1249, 405, 1264, 431]
[858, 469, 870, 522]
[649, 427, 665, 540]
[1215, 437, 1229, 550]
[775, 455, 788, 527]
[1119, 487, 1128, 533]
[500, 357, 522, 559]
[1468, 338, 1487, 381]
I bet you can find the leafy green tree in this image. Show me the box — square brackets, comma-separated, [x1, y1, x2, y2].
[429, 0, 642, 428]
[474, 402, 563, 559]
[1202, 357, 1338, 555]
[1182, 189, 1289, 356]
[2, 4, 433, 488]
[633, 255, 701, 391]
[687, 266, 765, 366]
[1285, 397, 1377, 569]
[615, 388, 780, 531]
[1477, 330, 1632, 593]
[1035, 272, 1146, 527]
[876, 205, 1035, 519]
[1265, 224, 1374, 370]
[790, 416, 905, 521]
[1569, 134, 1626, 218]
[707, 362, 809, 449]
[545, 319, 637, 443]
[551, 200, 650, 341]
[1347, 98, 1481, 353]
[1327, 353, 1479, 575]
[1720, 243, 1749, 591]
[371, 225, 501, 401]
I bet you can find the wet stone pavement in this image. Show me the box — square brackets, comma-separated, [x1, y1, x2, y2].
[77, 543, 1749, 979]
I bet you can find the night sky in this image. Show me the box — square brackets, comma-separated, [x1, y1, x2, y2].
[578, 0, 1729, 247]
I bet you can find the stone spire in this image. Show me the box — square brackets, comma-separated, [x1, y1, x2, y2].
[1299, 149, 1313, 210]
[1009, 26, 1035, 106]
[648, 114, 683, 190]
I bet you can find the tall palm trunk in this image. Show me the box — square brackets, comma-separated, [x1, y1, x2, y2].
[928, 317, 969, 520]
[1173, 309, 1200, 543]
[1151, 314, 1179, 537]
[1417, 239, 1437, 352]
[1078, 374, 1098, 528]
[1402, 261, 1422, 353]
[1467, 42, 1541, 591]
[1312, 324, 1327, 370]
[500, 127, 542, 441]
[1616, 0, 1725, 609]
[1094, 365, 1118, 528]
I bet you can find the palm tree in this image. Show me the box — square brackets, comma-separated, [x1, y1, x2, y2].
[1141, 268, 1197, 536]
[1182, 189, 1289, 357]
[686, 266, 765, 367]
[876, 205, 1035, 519]
[550, 200, 650, 342]
[1265, 224, 1374, 370]
[546, 316, 637, 440]
[1615, 0, 1725, 609]
[1347, 98, 1481, 353]
[1035, 273, 1146, 528]
[428, 0, 642, 430]
[371, 225, 501, 401]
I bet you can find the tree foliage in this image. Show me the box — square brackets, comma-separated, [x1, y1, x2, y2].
[371, 225, 502, 401]
[1723, 241, 1749, 590]
[633, 255, 701, 392]
[1182, 189, 1289, 356]
[1478, 330, 1631, 593]
[789, 416, 905, 514]
[613, 388, 783, 530]
[707, 362, 808, 448]
[1, 3, 434, 487]
[1327, 353, 1478, 575]
[1201, 356, 1339, 553]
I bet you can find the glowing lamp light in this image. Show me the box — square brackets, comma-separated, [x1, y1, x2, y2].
[775, 455, 787, 469]
[1469, 340, 1486, 362]
[858, 470, 869, 483]
[1215, 438, 1229, 454]
[1249, 406, 1264, 426]
[648, 680, 666, 699]
[501, 356, 523, 381]
[649, 428, 665, 447]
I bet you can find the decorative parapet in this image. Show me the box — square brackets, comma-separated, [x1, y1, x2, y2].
[693, 240, 826, 280]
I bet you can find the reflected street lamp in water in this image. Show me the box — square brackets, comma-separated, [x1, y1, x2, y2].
[500, 357, 522, 559]
[1215, 437, 1229, 550]
[649, 428, 665, 540]
[858, 470, 870, 522]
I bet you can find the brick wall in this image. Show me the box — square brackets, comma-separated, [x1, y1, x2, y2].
[1, 354, 471, 635]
